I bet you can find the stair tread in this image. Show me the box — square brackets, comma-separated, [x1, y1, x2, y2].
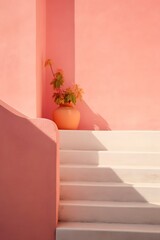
[59, 130, 160, 152]
[60, 200, 160, 207]
[60, 164, 160, 169]
[60, 181, 160, 187]
[57, 222, 160, 233]
[60, 149, 160, 154]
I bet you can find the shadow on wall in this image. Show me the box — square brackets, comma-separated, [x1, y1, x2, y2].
[77, 100, 111, 130]
[0, 100, 58, 240]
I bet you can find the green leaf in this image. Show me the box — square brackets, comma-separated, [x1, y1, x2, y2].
[53, 72, 64, 89]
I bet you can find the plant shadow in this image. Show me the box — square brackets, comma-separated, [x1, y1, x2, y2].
[77, 100, 111, 130]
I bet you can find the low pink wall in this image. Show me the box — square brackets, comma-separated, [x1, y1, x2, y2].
[0, 101, 59, 240]
[44, 0, 160, 130]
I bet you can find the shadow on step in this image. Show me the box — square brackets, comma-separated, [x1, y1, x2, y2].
[60, 159, 160, 225]
[60, 132, 160, 213]
[61, 165, 159, 203]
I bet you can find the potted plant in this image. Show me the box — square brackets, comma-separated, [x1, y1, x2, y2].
[45, 59, 84, 129]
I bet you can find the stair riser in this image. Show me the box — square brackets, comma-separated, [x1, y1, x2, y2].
[60, 185, 160, 202]
[56, 229, 160, 240]
[60, 130, 160, 151]
[60, 151, 160, 166]
[59, 205, 160, 224]
[60, 167, 160, 183]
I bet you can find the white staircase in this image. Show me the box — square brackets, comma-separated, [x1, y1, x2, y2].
[56, 130, 160, 240]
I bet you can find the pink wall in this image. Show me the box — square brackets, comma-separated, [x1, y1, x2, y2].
[36, 0, 46, 117]
[76, 0, 160, 130]
[0, 2, 59, 239]
[44, 0, 75, 119]
[0, 100, 59, 240]
[1, 0, 160, 128]
[0, 1, 36, 117]
[45, 0, 160, 130]
[0, 0, 46, 118]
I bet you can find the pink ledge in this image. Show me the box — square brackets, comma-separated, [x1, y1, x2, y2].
[0, 100, 59, 240]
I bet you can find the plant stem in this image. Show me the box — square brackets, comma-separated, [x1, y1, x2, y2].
[49, 63, 55, 78]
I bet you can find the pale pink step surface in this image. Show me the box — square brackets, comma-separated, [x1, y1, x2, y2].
[59, 200, 160, 224]
[57, 222, 160, 240]
[60, 130, 160, 152]
[60, 181, 160, 202]
[60, 150, 160, 166]
[60, 164, 160, 183]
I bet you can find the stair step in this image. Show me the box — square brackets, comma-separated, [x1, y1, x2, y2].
[60, 165, 160, 183]
[60, 182, 160, 202]
[60, 150, 160, 166]
[56, 222, 160, 240]
[59, 200, 160, 224]
[58, 130, 160, 239]
[60, 130, 160, 151]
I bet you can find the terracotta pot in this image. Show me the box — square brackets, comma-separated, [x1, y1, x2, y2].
[53, 104, 80, 130]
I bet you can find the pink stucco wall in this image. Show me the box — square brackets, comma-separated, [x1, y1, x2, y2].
[0, 101, 59, 240]
[0, 1, 36, 117]
[0, 2, 58, 240]
[45, 0, 160, 130]
[0, 0, 46, 118]
[36, 0, 46, 117]
[1, 1, 160, 127]
[44, 0, 75, 119]
[75, 0, 160, 130]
